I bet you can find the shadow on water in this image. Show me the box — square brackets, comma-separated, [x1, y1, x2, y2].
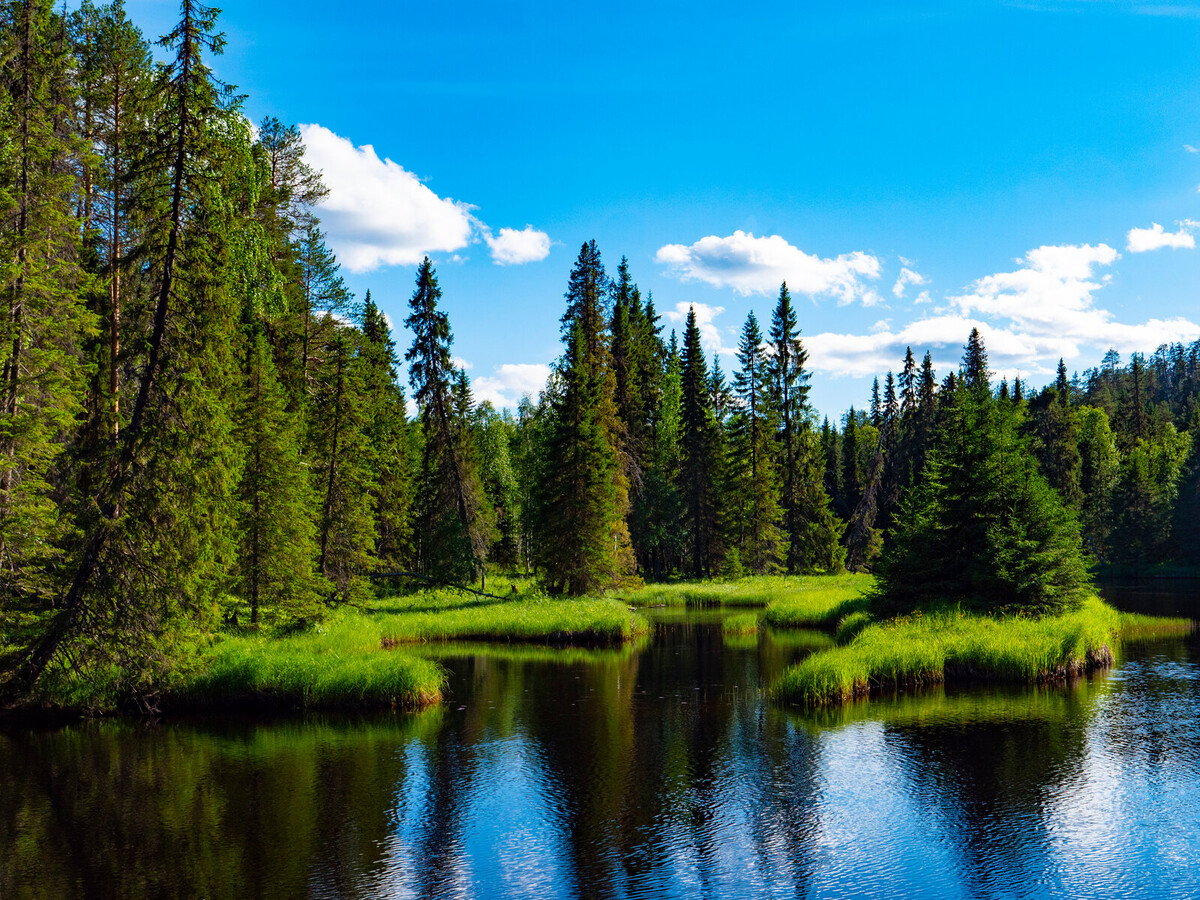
[2, 590, 1199, 899]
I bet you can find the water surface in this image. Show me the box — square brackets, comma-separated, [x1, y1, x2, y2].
[2, 585, 1197, 899]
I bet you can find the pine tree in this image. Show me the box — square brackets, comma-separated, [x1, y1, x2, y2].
[877, 332, 1091, 615]
[8, 0, 247, 696]
[679, 306, 721, 577]
[311, 321, 376, 594]
[234, 332, 325, 625]
[0, 0, 94, 610]
[404, 258, 489, 583]
[726, 312, 783, 573]
[360, 292, 413, 569]
[73, 0, 152, 446]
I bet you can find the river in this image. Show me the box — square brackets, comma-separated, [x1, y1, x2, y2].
[1, 583, 1197, 899]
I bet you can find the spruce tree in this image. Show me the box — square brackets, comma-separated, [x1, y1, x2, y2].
[535, 241, 634, 592]
[679, 307, 722, 577]
[234, 332, 325, 625]
[767, 282, 840, 571]
[727, 312, 784, 573]
[877, 332, 1091, 615]
[360, 292, 413, 569]
[404, 258, 489, 583]
[311, 321, 376, 595]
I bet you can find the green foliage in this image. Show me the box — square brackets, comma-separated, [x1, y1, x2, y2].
[534, 242, 636, 594]
[725, 311, 785, 573]
[233, 333, 326, 626]
[405, 258, 490, 583]
[877, 338, 1092, 616]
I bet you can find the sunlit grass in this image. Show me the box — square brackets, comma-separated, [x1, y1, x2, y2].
[722, 612, 759, 636]
[759, 576, 873, 629]
[368, 588, 649, 644]
[180, 611, 444, 710]
[773, 596, 1194, 706]
[629, 573, 872, 611]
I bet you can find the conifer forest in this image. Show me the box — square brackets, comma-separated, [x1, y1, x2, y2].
[0, 0, 1197, 705]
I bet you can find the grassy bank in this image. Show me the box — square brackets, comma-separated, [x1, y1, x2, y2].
[629, 573, 871, 611]
[773, 596, 1194, 706]
[19, 588, 649, 715]
[759, 576, 873, 629]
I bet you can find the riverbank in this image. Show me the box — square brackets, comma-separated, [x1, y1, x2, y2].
[8, 587, 650, 716]
[772, 596, 1194, 705]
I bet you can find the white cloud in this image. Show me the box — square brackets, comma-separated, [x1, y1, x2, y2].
[805, 241, 1200, 379]
[892, 265, 928, 298]
[484, 225, 551, 265]
[300, 124, 550, 273]
[1125, 221, 1197, 252]
[300, 124, 474, 273]
[473, 363, 551, 407]
[655, 230, 883, 304]
[1186, 144, 1199, 153]
[451, 357, 473, 371]
[664, 302, 735, 355]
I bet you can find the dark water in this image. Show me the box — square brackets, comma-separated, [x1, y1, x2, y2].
[3, 585, 1199, 899]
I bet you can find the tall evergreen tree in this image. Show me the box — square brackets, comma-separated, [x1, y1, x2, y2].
[405, 258, 489, 583]
[679, 306, 721, 577]
[726, 312, 783, 573]
[234, 332, 325, 624]
[360, 291, 413, 569]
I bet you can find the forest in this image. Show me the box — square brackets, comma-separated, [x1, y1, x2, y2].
[0, 0, 1198, 705]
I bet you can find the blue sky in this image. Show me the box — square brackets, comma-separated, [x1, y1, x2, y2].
[128, 0, 1200, 418]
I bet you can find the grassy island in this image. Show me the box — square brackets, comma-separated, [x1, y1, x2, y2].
[772, 596, 1193, 705]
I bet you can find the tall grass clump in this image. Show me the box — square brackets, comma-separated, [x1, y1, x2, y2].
[179, 611, 444, 710]
[773, 596, 1193, 706]
[722, 612, 759, 636]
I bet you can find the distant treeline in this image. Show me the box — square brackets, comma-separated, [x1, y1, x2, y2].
[0, 1, 1196, 700]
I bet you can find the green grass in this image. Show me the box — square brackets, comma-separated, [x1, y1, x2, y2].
[628, 573, 872, 610]
[179, 612, 445, 710]
[773, 596, 1194, 706]
[20, 586, 650, 714]
[722, 612, 759, 636]
[757, 575, 873, 629]
[367, 589, 649, 644]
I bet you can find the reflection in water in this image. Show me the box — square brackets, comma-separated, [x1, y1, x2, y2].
[1, 586, 1198, 899]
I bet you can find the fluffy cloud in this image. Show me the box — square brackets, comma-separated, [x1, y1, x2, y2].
[892, 264, 929, 298]
[300, 124, 550, 272]
[300, 124, 474, 272]
[473, 363, 552, 407]
[656, 231, 883, 304]
[484, 225, 552, 265]
[806, 241, 1200, 378]
[664, 302, 735, 355]
[1125, 221, 1197, 253]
